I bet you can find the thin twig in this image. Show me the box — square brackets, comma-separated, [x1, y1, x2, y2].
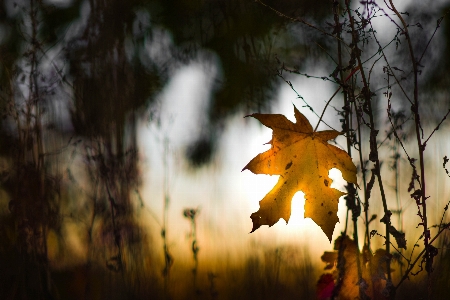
[372, 232, 409, 262]
[255, 0, 351, 48]
[314, 67, 360, 132]
[315, 42, 339, 65]
[345, 0, 393, 289]
[368, 21, 413, 105]
[386, 98, 413, 162]
[276, 70, 338, 131]
[314, 86, 342, 132]
[417, 9, 450, 65]
[278, 64, 339, 84]
[423, 109, 450, 148]
[389, 0, 431, 278]
[395, 222, 450, 289]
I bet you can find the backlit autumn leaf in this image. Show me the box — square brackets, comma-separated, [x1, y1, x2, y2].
[243, 106, 357, 241]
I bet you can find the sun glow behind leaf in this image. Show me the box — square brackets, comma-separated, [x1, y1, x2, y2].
[243, 107, 357, 241]
[241, 116, 351, 237]
[244, 169, 348, 229]
[138, 64, 355, 266]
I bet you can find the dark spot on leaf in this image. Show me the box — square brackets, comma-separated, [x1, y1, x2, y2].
[284, 181, 287, 185]
[294, 155, 297, 158]
[285, 161, 293, 170]
[324, 179, 329, 187]
[321, 203, 324, 206]
[328, 211, 332, 216]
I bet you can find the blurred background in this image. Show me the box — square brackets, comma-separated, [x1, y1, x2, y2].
[1, 0, 450, 299]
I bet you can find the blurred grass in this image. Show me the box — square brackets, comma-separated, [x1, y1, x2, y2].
[46, 245, 317, 300]
[1, 203, 450, 299]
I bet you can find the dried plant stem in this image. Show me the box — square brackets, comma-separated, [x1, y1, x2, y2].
[162, 137, 173, 299]
[423, 109, 450, 147]
[395, 222, 450, 289]
[184, 208, 200, 296]
[314, 67, 360, 132]
[355, 101, 371, 249]
[331, 2, 363, 298]
[393, 138, 404, 275]
[344, 1, 393, 296]
[388, 0, 430, 279]
[314, 86, 342, 132]
[254, 0, 351, 48]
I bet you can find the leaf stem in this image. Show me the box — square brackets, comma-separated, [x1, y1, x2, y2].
[314, 67, 360, 132]
[314, 86, 342, 132]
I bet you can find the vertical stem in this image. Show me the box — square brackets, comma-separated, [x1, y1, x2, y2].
[162, 137, 172, 298]
[344, 1, 393, 296]
[394, 138, 404, 276]
[29, 0, 53, 297]
[388, 1, 430, 297]
[191, 215, 198, 294]
[355, 102, 370, 249]
[332, 2, 363, 298]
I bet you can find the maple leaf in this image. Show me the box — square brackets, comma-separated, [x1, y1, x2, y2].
[242, 106, 357, 241]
